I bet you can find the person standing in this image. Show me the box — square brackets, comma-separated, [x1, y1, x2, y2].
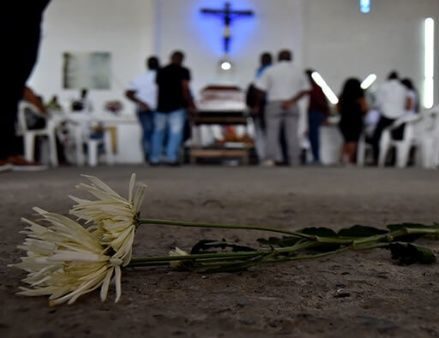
[72, 88, 93, 113]
[254, 49, 309, 167]
[1, 0, 51, 171]
[371, 71, 408, 163]
[338, 78, 368, 164]
[149, 51, 195, 166]
[305, 69, 329, 164]
[125, 56, 160, 162]
[247, 52, 273, 162]
[401, 78, 419, 117]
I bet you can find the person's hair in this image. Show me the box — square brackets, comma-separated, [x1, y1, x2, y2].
[388, 71, 399, 80]
[401, 78, 420, 112]
[401, 78, 414, 90]
[305, 69, 316, 84]
[260, 52, 272, 67]
[278, 49, 292, 61]
[171, 50, 185, 64]
[339, 78, 364, 109]
[147, 56, 160, 70]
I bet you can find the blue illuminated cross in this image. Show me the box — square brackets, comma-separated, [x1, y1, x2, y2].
[201, 2, 254, 54]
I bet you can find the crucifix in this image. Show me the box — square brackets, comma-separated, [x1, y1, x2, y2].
[201, 2, 254, 55]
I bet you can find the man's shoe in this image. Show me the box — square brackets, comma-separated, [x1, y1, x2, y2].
[166, 161, 180, 167]
[7, 156, 48, 172]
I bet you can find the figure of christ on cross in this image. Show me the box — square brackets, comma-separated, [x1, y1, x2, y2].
[201, 2, 254, 54]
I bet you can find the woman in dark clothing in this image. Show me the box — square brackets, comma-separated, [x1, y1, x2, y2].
[338, 78, 368, 164]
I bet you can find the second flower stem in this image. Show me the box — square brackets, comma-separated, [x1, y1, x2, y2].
[138, 218, 313, 239]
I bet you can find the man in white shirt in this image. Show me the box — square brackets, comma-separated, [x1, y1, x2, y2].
[254, 50, 310, 166]
[371, 71, 408, 163]
[125, 56, 160, 161]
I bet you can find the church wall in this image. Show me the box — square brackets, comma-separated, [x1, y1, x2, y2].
[154, 0, 304, 98]
[28, 0, 155, 113]
[302, 0, 439, 105]
[27, 0, 439, 110]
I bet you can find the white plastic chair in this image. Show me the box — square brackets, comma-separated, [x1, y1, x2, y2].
[86, 127, 115, 167]
[17, 102, 59, 167]
[357, 110, 380, 166]
[66, 119, 115, 167]
[419, 106, 439, 169]
[378, 114, 422, 168]
[357, 134, 373, 166]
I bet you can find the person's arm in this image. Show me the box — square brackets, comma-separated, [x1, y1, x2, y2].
[125, 90, 150, 111]
[359, 96, 369, 114]
[253, 73, 269, 113]
[405, 95, 414, 111]
[182, 69, 196, 114]
[255, 87, 267, 113]
[281, 90, 309, 110]
[182, 80, 195, 110]
[23, 87, 47, 115]
[282, 73, 312, 110]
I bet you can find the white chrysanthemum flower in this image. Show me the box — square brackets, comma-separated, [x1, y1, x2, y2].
[69, 174, 146, 265]
[168, 247, 189, 269]
[12, 208, 123, 306]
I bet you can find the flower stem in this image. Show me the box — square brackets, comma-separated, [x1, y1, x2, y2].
[127, 241, 319, 269]
[128, 251, 261, 265]
[138, 218, 313, 239]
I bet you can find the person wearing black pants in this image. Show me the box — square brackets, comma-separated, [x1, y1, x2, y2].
[370, 115, 395, 164]
[371, 71, 407, 165]
[1, 0, 51, 171]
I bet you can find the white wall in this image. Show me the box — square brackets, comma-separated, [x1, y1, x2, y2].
[302, 0, 439, 105]
[28, 0, 155, 113]
[154, 0, 304, 98]
[28, 0, 438, 109]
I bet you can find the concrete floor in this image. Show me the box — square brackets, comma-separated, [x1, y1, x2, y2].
[1, 166, 439, 337]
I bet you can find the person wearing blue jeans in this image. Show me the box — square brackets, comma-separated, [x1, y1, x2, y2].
[150, 109, 186, 164]
[150, 51, 195, 165]
[308, 110, 326, 163]
[137, 110, 154, 158]
[305, 69, 329, 164]
[126, 56, 160, 162]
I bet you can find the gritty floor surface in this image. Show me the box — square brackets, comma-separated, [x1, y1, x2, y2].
[1, 166, 439, 338]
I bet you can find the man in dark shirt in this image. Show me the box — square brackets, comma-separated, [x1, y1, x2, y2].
[149, 51, 195, 165]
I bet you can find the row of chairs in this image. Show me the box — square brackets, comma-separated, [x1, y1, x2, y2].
[357, 105, 439, 168]
[17, 102, 115, 167]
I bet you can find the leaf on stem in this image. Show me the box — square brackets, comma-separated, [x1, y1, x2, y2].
[338, 225, 387, 237]
[388, 242, 436, 265]
[298, 228, 341, 253]
[257, 236, 301, 247]
[387, 223, 439, 242]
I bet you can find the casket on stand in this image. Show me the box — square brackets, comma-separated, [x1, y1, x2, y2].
[190, 85, 254, 164]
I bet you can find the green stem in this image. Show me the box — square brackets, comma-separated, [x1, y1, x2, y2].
[129, 221, 439, 271]
[262, 246, 350, 263]
[138, 218, 313, 239]
[128, 251, 262, 265]
[127, 240, 320, 269]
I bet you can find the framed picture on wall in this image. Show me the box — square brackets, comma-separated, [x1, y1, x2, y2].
[62, 51, 111, 90]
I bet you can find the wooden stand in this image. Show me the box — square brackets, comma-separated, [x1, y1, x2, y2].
[189, 110, 252, 165]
